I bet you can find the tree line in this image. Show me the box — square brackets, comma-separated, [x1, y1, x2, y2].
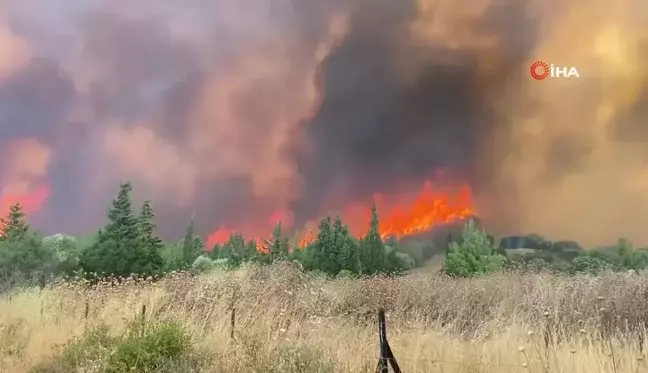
[0, 182, 415, 289]
[1, 181, 646, 290]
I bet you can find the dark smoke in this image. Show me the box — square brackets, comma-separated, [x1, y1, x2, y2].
[292, 0, 538, 225]
[1, 0, 539, 239]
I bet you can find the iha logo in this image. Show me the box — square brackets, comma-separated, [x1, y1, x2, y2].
[530, 60, 580, 80]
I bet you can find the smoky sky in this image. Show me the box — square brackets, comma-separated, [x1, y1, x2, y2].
[0, 0, 537, 238]
[6, 0, 645, 246]
[291, 0, 538, 224]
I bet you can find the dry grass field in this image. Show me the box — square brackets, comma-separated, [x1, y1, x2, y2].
[1, 262, 648, 372]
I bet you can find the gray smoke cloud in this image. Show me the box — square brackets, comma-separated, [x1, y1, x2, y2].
[0, 0, 647, 246]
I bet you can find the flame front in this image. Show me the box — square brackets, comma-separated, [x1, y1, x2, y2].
[377, 183, 473, 239]
[207, 180, 474, 249]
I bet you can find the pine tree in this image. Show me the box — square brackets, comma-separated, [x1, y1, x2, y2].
[267, 222, 290, 262]
[444, 219, 506, 277]
[80, 182, 140, 277]
[359, 204, 385, 275]
[135, 201, 164, 275]
[242, 240, 258, 262]
[0, 204, 55, 284]
[311, 216, 340, 275]
[0, 203, 29, 242]
[182, 219, 203, 267]
[208, 243, 222, 260]
[222, 233, 245, 266]
[333, 215, 358, 273]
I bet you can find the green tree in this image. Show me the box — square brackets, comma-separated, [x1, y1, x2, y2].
[616, 238, 647, 270]
[0, 231, 55, 289]
[571, 255, 613, 275]
[220, 233, 245, 267]
[0, 203, 29, 242]
[0, 206, 55, 288]
[160, 241, 184, 273]
[359, 204, 385, 275]
[181, 219, 203, 268]
[242, 240, 259, 262]
[333, 216, 359, 274]
[208, 243, 222, 260]
[290, 242, 315, 270]
[383, 245, 415, 274]
[444, 219, 506, 277]
[266, 222, 290, 262]
[80, 182, 149, 277]
[310, 216, 340, 275]
[135, 201, 164, 275]
[42, 234, 81, 276]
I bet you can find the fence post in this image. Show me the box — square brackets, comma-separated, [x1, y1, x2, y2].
[229, 291, 236, 342]
[83, 301, 90, 333]
[230, 306, 236, 339]
[141, 304, 147, 336]
[375, 308, 402, 373]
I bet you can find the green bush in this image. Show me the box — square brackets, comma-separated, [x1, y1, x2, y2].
[106, 321, 194, 373]
[213, 258, 231, 270]
[444, 219, 506, 277]
[394, 251, 415, 270]
[191, 255, 214, 273]
[31, 320, 206, 373]
[527, 258, 549, 271]
[570, 255, 613, 275]
[335, 269, 354, 279]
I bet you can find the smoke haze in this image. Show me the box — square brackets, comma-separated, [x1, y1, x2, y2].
[0, 0, 647, 246]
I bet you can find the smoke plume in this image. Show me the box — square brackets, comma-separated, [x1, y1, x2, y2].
[0, 0, 647, 246]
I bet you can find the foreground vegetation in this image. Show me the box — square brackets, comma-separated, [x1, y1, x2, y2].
[1, 263, 647, 372]
[2, 181, 647, 292]
[2, 181, 648, 371]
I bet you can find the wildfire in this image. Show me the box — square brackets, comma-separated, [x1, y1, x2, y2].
[0, 184, 50, 216]
[377, 182, 473, 238]
[206, 180, 474, 249]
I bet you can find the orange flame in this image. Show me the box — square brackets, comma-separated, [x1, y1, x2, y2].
[207, 180, 474, 250]
[0, 184, 50, 216]
[378, 182, 473, 239]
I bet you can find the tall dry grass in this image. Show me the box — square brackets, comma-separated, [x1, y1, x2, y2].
[1, 262, 648, 372]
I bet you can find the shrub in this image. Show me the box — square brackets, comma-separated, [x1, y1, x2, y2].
[307, 269, 330, 280]
[570, 255, 613, 275]
[527, 258, 549, 272]
[191, 255, 214, 273]
[106, 321, 195, 373]
[31, 320, 206, 373]
[444, 219, 506, 277]
[394, 251, 415, 270]
[213, 258, 231, 270]
[336, 269, 354, 279]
